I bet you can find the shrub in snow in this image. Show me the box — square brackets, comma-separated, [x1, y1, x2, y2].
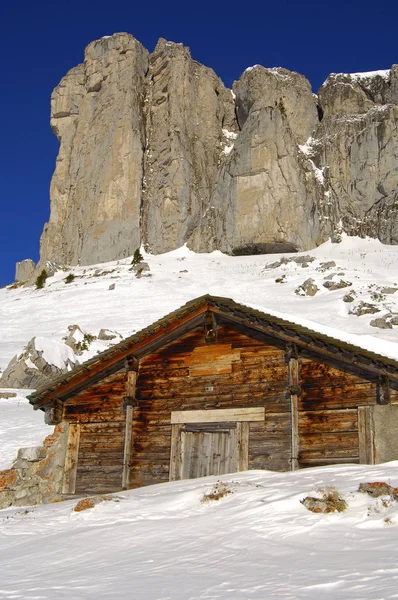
[201, 481, 233, 503]
[64, 325, 96, 355]
[64, 273, 75, 284]
[35, 269, 48, 289]
[0, 337, 78, 389]
[131, 248, 144, 266]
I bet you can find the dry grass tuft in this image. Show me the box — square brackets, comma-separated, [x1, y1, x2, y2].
[301, 486, 347, 513]
[73, 494, 114, 512]
[201, 481, 233, 504]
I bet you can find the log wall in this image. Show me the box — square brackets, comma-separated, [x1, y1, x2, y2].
[63, 371, 126, 493]
[130, 323, 290, 488]
[298, 356, 377, 467]
[60, 321, 392, 494]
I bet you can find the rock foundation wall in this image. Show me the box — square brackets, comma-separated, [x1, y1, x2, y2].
[0, 424, 68, 509]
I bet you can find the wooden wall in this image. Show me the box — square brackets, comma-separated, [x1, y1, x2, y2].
[130, 323, 290, 488]
[60, 319, 394, 494]
[63, 371, 126, 493]
[298, 356, 377, 467]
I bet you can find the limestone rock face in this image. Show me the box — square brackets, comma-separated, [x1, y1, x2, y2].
[142, 39, 237, 253]
[190, 66, 323, 254]
[37, 33, 398, 266]
[313, 68, 398, 245]
[15, 259, 36, 282]
[40, 33, 149, 266]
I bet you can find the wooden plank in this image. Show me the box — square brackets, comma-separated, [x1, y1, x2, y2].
[122, 405, 134, 489]
[290, 395, 299, 471]
[185, 344, 241, 376]
[299, 431, 359, 451]
[237, 422, 249, 471]
[126, 371, 137, 398]
[62, 423, 81, 494]
[169, 424, 182, 481]
[298, 409, 358, 433]
[171, 407, 265, 424]
[289, 355, 299, 471]
[358, 406, 374, 464]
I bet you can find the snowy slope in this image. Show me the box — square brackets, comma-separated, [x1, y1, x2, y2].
[1, 235, 398, 378]
[1, 237, 398, 597]
[2, 463, 398, 599]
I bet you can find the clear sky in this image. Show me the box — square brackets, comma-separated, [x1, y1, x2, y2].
[1, 0, 397, 287]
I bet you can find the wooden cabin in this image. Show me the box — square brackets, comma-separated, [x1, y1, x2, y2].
[29, 295, 398, 496]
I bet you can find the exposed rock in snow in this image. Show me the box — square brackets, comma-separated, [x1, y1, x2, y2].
[0, 337, 78, 389]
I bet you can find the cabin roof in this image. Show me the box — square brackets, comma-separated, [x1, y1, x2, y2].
[28, 294, 398, 410]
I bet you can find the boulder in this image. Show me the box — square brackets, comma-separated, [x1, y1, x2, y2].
[295, 278, 319, 297]
[15, 259, 36, 282]
[98, 328, 122, 341]
[0, 337, 78, 389]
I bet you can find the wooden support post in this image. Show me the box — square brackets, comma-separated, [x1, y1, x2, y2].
[169, 424, 182, 481]
[236, 422, 249, 471]
[122, 364, 138, 489]
[288, 344, 300, 471]
[204, 311, 217, 343]
[62, 423, 81, 494]
[358, 406, 375, 464]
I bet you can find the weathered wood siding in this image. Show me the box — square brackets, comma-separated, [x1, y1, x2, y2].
[63, 371, 126, 493]
[130, 323, 290, 488]
[298, 356, 377, 467]
[60, 322, 386, 494]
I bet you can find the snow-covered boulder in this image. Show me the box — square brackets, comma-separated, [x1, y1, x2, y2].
[0, 337, 78, 389]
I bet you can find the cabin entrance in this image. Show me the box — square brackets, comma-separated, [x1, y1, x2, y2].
[179, 423, 238, 479]
[169, 407, 265, 481]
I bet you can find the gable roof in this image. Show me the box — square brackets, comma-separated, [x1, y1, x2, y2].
[28, 294, 398, 410]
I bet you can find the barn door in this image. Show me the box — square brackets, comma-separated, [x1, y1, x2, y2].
[169, 407, 262, 481]
[180, 423, 238, 479]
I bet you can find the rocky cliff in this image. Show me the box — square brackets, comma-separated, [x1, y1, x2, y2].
[38, 33, 398, 268]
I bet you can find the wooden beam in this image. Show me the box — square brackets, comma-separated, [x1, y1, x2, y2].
[122, 405, 134, 489]
[204, 311, 218, 343]
[171, 407, 265, 424]
[169, 424, 182, 481]
[237, 422, 249, 471]
[122, 364, 138, 489]
[358, 406, 374, 464]
[288, 350, 299, 471]
[62, 423, 81, 494]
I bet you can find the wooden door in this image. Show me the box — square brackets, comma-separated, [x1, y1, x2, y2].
[180, 423, 238, 479]
[170, 417, 251, 481]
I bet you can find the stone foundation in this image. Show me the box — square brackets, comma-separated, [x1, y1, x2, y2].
[0, 424, 68, 509]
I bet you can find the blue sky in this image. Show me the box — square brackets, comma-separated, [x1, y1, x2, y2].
[1, 0, 397, 286]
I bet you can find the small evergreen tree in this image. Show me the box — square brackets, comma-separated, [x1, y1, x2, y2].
[35, 269, 48, 289]
[131, 248, 144, 266]
[65, 273, 75, 284]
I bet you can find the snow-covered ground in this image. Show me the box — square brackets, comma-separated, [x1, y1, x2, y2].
[1, 236, 398, 597]
[2, 464, 398, 599]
